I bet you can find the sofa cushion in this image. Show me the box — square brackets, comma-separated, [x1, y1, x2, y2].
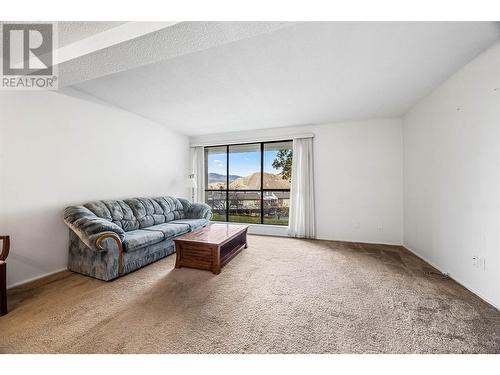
[152, 197, 186, 222]
[124, 197, 186, 229]
[84, 200, 139, 231]
[169, 219, 208, 231]
[144, 222, 190, 240]
[80, 196, 189, 232]
[123, 229, 164, 252]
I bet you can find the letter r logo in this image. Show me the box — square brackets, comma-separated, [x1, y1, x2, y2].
[2, 23, 53, 76]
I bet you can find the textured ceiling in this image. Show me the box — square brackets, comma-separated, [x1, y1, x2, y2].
[68, 22, 500, 136]
[58, 22, 295, 86]
[57, 22, 126, 47]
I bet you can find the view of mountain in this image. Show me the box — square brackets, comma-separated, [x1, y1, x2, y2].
[208, 173, 241, 184]
[207, 172, 290, 190]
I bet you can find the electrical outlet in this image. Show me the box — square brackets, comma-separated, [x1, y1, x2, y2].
[472, 255, 479, 268]
[377, 225, 383, 232]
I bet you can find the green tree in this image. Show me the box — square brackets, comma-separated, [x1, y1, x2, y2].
[272, 149, 293, 181]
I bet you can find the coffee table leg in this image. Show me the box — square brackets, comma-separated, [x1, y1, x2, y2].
[212, 245, 221, 275]
[174, 242, 182, 269]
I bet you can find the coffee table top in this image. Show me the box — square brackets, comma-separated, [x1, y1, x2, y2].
[174, 223, 248, 245]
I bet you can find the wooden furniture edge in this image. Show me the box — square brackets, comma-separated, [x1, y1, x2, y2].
[0, 236, 7, 316]
[95, 233, 123, 275]
[0, 235, 10, 261]
[173, 224, 249, 247]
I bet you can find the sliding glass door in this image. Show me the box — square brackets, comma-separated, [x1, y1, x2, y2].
[205, 140, 292, 225]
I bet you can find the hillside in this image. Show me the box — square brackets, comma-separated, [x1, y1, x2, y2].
[207, 172, 290, 190]
[208, 172, 241, 183]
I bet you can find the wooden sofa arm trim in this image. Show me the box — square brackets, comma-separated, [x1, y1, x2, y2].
[0, 235, 10, 261]
[95, 233, 123, 275]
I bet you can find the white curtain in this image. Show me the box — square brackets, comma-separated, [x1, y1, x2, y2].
[189, 146, 205, 203]
[288, 137, 315, 238]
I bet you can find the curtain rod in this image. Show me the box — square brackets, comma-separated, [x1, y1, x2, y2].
[190, 132, 314, 148]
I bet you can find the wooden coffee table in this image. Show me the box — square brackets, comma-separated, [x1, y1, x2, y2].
[174, 223, 248, 274]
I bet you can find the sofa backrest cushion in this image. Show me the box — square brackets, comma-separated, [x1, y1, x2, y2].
[84, 200, 139, 231]
[124, 197, 185, 229]
[83, 196, 186, 231]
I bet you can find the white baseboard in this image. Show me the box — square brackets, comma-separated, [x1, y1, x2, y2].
[211, 221, 289, 237]
[403, 245, 499, 311]
[7, 267, 68, 290]
[315, 236, 403, 247]
[247, 224, 289, 237]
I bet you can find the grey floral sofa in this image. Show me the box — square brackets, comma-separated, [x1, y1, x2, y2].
[63, 196, 212, 281]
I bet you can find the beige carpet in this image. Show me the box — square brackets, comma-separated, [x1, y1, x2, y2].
[1, 235, 499, 353]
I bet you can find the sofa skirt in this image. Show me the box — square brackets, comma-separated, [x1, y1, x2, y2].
[68, 231, 176, 281]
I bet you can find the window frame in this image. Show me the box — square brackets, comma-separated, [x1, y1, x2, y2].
[204, 140, 292, 225]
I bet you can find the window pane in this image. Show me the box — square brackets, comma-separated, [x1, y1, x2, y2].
[229, 143, 261, 190]
[228, 191, 261, 224]
[263, 191, 290, 225]
[205, 191, 227, 222]
[206, 146, 227, 190]
[263, 141, 292, 189]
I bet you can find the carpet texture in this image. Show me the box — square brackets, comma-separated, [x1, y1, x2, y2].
[1, 235, 499, 353]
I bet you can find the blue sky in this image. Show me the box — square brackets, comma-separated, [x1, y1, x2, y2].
[208, 150, 282, 177]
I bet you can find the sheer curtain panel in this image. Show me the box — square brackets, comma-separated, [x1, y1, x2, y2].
[288, 137, 315, 238]
[190, 146, 205, 203]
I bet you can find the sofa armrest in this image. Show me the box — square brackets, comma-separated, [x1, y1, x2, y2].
[186, 202, 212, 220]
[63, 206, 125, 250]
[64, 206, 126, 274]
[177, 198, 212, 221]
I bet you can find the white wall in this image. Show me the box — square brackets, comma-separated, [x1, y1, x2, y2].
[191, 118, 403, 245]
[403, 42, 500, 308]
[0, 90, 189, 288]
